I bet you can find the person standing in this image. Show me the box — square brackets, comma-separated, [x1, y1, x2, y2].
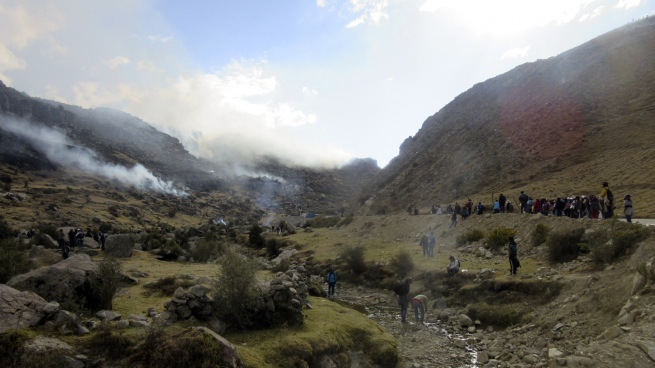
[449, 211, 457, 228]
[327, 268, 337, 298]
[599, 182, 614, 219]
[493, 200, 501, 214]
[412, 294, 429, 324]
[499, 194, 507, 213]
[624, 194, 633, 223]
[420, 234, 429, 256]
[395, 278, 412, 323]
[58, 229, 66, 248]
[508, 237, 520, 276]
[427, 231, 436, 257]
[518, 191, 529, 214]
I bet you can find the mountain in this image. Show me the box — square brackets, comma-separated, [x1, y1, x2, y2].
[356, 17, 655, 217]
[0, 81, 378, 229]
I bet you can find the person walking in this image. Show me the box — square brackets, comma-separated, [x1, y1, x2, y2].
[395, 278, 412, 323]
[624, 194, 633, 223]
[449, 211, 457, 228]
[412, 294, 429, 324]
[427, 231, 436, 257]
[327, 268, 337, 298]
[508, 237, 520, 276]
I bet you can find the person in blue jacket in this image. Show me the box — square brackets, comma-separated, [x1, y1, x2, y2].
[327, 268, 337, 298]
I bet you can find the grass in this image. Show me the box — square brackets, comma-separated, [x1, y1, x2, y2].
[226, 297, 399, 368]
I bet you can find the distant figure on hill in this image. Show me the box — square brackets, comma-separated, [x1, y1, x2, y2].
[75, 229, 84, 247]
[67, 229, 75, 247]
[506, 201, 514, 213]
[518, 191, 529, 214]
[589, 195, 601, 219]
[454, 202, 461, 216]
[460, 206, 469, 219]
[446, 204, 453, 214]
[508, 236, 520, 276]
[431, 205, 437, 214]
[394, 278, 412, 323]
[407, 206, 412, 215]
[414, 207, 419, 216]
[623, 194, 633, 223]
[420, 234, 429, 256]
[477, 202, 485, 215]
[449, 211, 457, 228]
[600, 182, 614, 219]
[447, 255, 460, 277]
[412, 294, 428, 324]
[327, 268, 337, 298]
[62, 243, 70, 260]
[499, 194, 506, 213]
[100, 231, 108, 251]
[493, 200, 501, 214]
[58, 229, 65, 248]
[466, 199, 473, 217]
[555, 198, 565, 217]
[427, 231, 436, 257]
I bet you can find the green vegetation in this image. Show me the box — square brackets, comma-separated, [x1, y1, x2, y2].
[531, 223, 551, 247]
[336, 215, 354, 228]
[305, 215, 340, 228]
[389, 250, 414, 278]
[248, 223, 265, 248]
[486, 227, 516, 250]
[467, 302, 529, 327]
[0, 238, 34, 283]
[90, 257, 125, 310]
[456, 229, 485, 246]
[589, 219, 650, 265]
[190, 239, 223, 262]
[214, 247, 262, 330]
[340, 245, 367, 274]
[547, 228, 584, 263]
[143, 276, 197, 296]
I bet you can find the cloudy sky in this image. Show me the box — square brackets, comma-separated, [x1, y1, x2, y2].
[1, 0, 652, 168]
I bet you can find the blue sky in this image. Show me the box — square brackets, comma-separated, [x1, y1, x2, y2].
[1, 0, 653, 168]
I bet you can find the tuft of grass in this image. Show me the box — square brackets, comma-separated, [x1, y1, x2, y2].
[467, 302, 529, 327]
[336, 215, 355, 228]
[340, 245, 367, 275]
[531, 223, 551, 247]
[456, 229, 485, 246]
[486, 227, 516, 250]
[389, 250, 414, 278]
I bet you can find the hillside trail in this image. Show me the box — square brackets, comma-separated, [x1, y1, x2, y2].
[334, 283, 475, 368]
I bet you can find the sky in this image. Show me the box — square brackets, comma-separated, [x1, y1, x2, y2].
[1, 0, 653, 169]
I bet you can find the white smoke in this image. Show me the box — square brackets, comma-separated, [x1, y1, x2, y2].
[0, 115, 187, 196]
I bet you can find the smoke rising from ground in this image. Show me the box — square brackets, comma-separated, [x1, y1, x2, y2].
[0, 115, 187, 196]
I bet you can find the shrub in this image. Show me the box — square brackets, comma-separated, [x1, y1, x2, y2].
[547, 229, 584, 263]
[467, 303, 528, 327]
[389, 250, 414, 278]
[265, 238, 290, 259]
[0, 220, 13, 239]
[306, 216, 340, 228]
[90, 257, 125, 310]
[248, 223, 265, 248]
[0, 238, 34, 283]
[214, 247, 262, 329]
[190, 239, 223, 263]
[589, 221, 649, 265]
[37, 223, 58, 239]
[86, 323, 135, 357]
[336, 215, 354, 228]
[341, 245, 367, 274]
[132, 328, 230, 368]
[531, 223, 551, 247]
[486, 227, 516, 250]
[456, 229, 485, 246]
[140, 232, 166, 250]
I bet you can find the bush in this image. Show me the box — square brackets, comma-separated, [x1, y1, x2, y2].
[140, 232, 166, 250]
[456, 229, 485, 246]
[389, 250, 414, 278]
[143, 276, 196, 296]
[486, 227, 516, 250]
[0, 220, 14, 240]
[265, 238, 290, 259]
[248, 223, 265, 248]
[467, 303, 528, 327]
[190, 239, 223, 263]
[531, 223, 551, 247]
[37, 223, 58, 239]
[336, 215, 354, 228]
[547, 229, 584, 263]
[341, 245, 367, 274]
[306, 216, 340, 228]
[132, 328, 230, 368]
[214, 247, 262, 329]
[90, 257, 125, 310]
[0, 238, 34, 283]
[589, 221, 649, 265]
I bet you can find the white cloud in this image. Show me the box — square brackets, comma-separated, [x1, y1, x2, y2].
[317, 0, 327, 7]
[302, 86, 318, 96]
[345, 0, 389, 28]
[615, 0, 643, 9]
[579, 6, 605, 21]
[419, 0, 599, 37]
[147, 35, 173, 43]
[136, 60, 163, 73]
[500, 45, 530, 60]
[72, 82, 143, 108]
[105, 56, 131, 69]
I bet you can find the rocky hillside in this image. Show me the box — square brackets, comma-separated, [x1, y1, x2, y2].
[0, 81, 378, 229]
[357, 17, 655, 217]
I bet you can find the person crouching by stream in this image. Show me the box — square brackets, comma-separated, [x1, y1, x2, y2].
[412, 294, 428, 324]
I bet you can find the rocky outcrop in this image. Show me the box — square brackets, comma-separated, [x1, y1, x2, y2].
[160, 285, 213, 324]
[0, 284, 49, 333]
[192, 327, 244, 368]
[6, 254, 98, 308]
[104, 234, 136, 258]
[267, 262, 310, 327]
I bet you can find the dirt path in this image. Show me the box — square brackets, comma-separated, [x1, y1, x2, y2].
[335, 283, 476, 368]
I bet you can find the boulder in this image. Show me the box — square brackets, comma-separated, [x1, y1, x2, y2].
[38, 234, 59, 249]
[271, 248, 298, 265]
[6, 254, 98, 308]
[192, 327, 244, 368]
[637, 340, 655, 362]
[23, 336, 74, 354]
[459, 314, 474, 327]
[104, 234, 136, 258]
[0, 284, 49, 333]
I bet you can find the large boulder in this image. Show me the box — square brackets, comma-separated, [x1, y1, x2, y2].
[0, 284, 49, 333]
[192, 327, 244, 368]
[104, 234, 136, 258]
[6, 254, 98, 308]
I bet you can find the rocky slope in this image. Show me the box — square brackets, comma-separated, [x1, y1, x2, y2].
[357, 17, 655, 217]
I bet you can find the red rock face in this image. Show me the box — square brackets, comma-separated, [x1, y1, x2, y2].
[499, 78, 586, 159]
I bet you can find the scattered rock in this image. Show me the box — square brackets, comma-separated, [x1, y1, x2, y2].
[0, 284, 49, 333]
